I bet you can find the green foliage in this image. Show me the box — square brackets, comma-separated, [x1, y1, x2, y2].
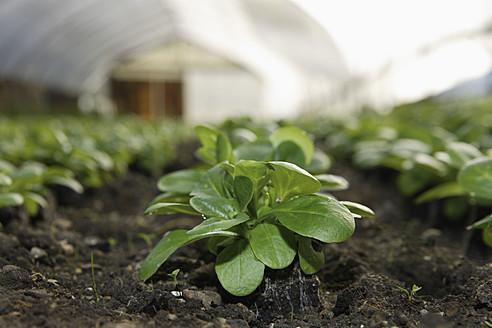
[398, 284, 422, 302]
[412, 156, 492, 245]
[167, 269, 180, 287]
[0, 113, 193, 219]
[140, 160, 366, 296]
[140, 125, 373, 296]
[301, 98, 492, 247]
[91, 252, 99, 308]
[0, 160, 83, 216]
[458, 157, 492, 199]
[459, 158, 492, 247]
[0, 114, 193, 187]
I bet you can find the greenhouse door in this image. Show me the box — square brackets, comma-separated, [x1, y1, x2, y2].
[111, 80, 183, 118]
[163, 82, 183, 118]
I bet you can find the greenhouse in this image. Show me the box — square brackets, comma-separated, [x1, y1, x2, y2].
[0, 1, 491, 327]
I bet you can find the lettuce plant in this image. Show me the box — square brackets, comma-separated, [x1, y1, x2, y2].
[0, 159, 83, 217]
[140, 160, 373, 296]
[139, 125, 373, 296]
[0, 115, 192, 186]
[415, 151, 492, 246]
[458, 157, 492, 247]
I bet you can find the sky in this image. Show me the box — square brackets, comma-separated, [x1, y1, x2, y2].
[292, 0, 492, 106]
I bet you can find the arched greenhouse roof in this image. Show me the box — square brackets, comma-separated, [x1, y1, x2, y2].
[0, 0, 348, 95]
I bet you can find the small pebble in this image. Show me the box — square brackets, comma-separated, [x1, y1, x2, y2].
[183, 289, 222, 308]
[30, 247, 48, 259]
[60, 242, 75, 256]
[167, 313, 178, 320]
[52, 218, 73, 230]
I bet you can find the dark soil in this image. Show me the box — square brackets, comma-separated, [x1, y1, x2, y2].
[0, 163, 491, 327]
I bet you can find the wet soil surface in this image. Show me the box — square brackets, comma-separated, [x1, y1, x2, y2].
[0, 165, 490, 327]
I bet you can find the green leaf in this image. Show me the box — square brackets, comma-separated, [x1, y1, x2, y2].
[0, 173, 12, 186]
[11, 162, 45, 181]
[481, 228, 492, 247]
[22, 191, 47, 216]
[397, 169, 433, 196]
[194, 125, 219, 149]
[434, 151, 454, 167]
[415, 182, 468, 204]
[270, 126, 314, 165]
[93, 150, 114, 171]
[249, 222, 296, 269]
[45, 176, 84, 194]
[216, 133, 235, 163]
[229, 127, 257, 146]
[446, 141, 483, 168]
[316, 174, 349, 191]
[219, 162, 235, 175]
[235, 140, 273, 161]
[22, 191, 47, 207]
[149, 192, 190, 205]
[167, 269, 180, 281]
[414, 153, 448, 176]
[380, 155, 408, 171]
[191, 165, 229, 199]
[0, 192, 24, 208]
[144, 202, 200, 216]
[190, 195, 238, 218]
[207, 236, 234, 255]
[306, 150, 332, 174]
[44, 166, 74, 178]
[187, 213, 250, 235]
[139, 230, 209, 281]
[270, 195, 355, 243]
[273, 141, 306, 168]
[44, 166, 82, 193]
[353, 147, 387, 168]
[458, 157, 492, 199]
[340, 201, 375, 217]
[390, 138, 431, 156]
[234, 160, 268, 193]
[298, 236, 324, 274]
[215, 239, 265, 296]
[467, 213, 492, 230]
[0, 159, 15, 174]
[157, 169, 203, 194]
[234, 176, 254, 211]
[195, 147, 216, 165]
[267, 161, 321, 201]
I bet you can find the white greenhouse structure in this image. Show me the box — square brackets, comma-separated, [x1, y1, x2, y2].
[0, 0, 348, 122]
[1, 0, 492, 121]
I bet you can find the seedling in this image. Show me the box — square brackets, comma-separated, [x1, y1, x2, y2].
[91, 252, 99, 308]
[485, 320, 492, 327]
[126, 232, 135, 254]
[459, 157, 492, 247]
[398, 284, 422, 302]
[139, 125, 373, 296]
[137, 233, 154, 248]
[108, 237, 116, 247]
[0, 160, 83, 217]
[167, 269, 180, 287]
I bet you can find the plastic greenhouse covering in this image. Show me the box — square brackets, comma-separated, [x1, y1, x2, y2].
[0, 0, 350, 121]
[2, 0, 492, 120]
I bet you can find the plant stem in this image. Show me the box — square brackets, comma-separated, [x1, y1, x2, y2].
[461, 203, 477, 255]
